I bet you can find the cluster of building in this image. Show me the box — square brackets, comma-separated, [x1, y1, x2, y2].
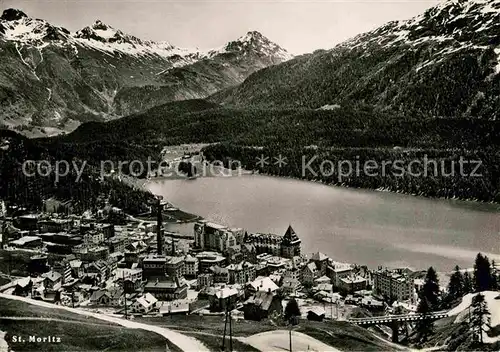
[1, 203, 426, 321]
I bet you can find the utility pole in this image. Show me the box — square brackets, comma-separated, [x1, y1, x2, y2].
[229, 308, 233, 352]
[221, 297, 233, 351]
[222, 298, 228, 351]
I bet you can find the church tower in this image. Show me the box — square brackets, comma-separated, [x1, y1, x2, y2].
[281, 225, 301, 258]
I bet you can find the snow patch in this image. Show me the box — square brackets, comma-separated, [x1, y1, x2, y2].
[72, 36, 202, 64]
[14, 42, 40, 81]
[207, 31, 293, 61]
[449, 291, 500, 344]
[339, 0, 500, 51]
[2, 16, 69, 45]
[317, 104, 341, 110]
[52, 111, 62, 122]
[494, 48, 500, 74]
[0, 330, 8, 351]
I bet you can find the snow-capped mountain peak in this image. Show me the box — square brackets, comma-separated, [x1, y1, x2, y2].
[0, 8, 71, 43]
[75, 19, 147, 45]
[1, 11, 292, 64]
[341, 0, 500, 50]
[208, 30, 293, 61]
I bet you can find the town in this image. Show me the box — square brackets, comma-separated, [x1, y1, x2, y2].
[0, 196, 461, 341]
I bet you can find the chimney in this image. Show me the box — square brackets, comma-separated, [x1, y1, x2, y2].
[156, 198, 163, 255]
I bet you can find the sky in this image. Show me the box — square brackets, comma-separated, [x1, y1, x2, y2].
[1, 0, 441, 54]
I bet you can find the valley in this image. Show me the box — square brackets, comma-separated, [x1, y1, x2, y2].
[0, 1, 500, 351]
[0, 9, 291, 137]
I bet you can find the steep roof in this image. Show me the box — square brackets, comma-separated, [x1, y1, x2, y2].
[312, 252, 328, 261]
[245, 291, 277, 311]
[248, 276, 279, 292]
[305, 262, 318, 273]
[42, 271, 62, 282]
[282, 225, 300, 245]
[90, 290, 107, 301]
[15, 277, 32, 288]
[215, 287, 238, 299]
[307, 307, 326, 316]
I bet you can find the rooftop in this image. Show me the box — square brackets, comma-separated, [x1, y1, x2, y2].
[42, 271, 62, 282]
[10, 236, 41, 245]
[144, 255, 167, 263]
[145, 279, 179, 289]
[311, 252, 328, 262]
[340, 276, 367, 284]
[248, 276, 279, 292]
[215, 287, 238, 299]
[205, 222, 227, 230]
[166, 256, 184, 265]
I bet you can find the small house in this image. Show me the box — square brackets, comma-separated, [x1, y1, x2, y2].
[41, 271, 62, 291]
[209, 286, 239, 312]
[131, 293, 158, 314]
[246, 276, 279, 297]
[13, 277, 33, 297]
[90, 290, 110, 306]
[243, 290, 282, 321]
[307, 307, 326, 321]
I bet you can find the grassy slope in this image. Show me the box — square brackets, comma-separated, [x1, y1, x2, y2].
[297, 320, 398, 351]
[139, 315, 398, 351]
[421, 314, 500, 351]
[0, 298, 181, 352]
[184, 332, 260, 352]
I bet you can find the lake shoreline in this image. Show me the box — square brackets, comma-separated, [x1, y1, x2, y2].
[146, 175, 500, 272]
[254, 171, 500, 209]
[148, 171, 500, 214]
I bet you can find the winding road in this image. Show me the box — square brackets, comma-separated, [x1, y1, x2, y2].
[0, 293, 209, 352]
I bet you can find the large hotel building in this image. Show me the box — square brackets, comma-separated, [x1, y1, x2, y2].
[194, 221, 301, 259]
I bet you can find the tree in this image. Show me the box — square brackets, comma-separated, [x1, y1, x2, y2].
[414, 267, 440, 344]
[284, 298, 301, 322]
[415, 297, 434, 343]
[491, 260, 498, 290]
[422, 267, 440, 310]
[470, 292, 490, 344]
[447, 265, 464, 301]
[474, 253, 493, 292]
[463, 271, 473, 294]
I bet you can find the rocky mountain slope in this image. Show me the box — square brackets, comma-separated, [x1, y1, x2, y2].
[0, 9, 291, 137]
[213, 0, 500, 120]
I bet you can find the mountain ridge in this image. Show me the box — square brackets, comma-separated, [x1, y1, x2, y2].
[212, 0, 500, 121]
[0, 8, 292, 137]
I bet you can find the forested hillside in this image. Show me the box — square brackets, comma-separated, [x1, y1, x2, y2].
[0, 129, 155, 214]
[35, 99, 500, 202]
[212, 0, 500, 121]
